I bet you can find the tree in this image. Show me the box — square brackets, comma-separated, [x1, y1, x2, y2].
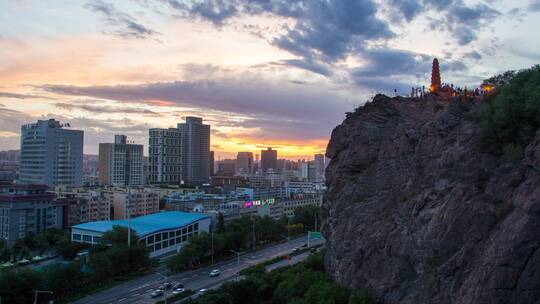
[0, 269, 43, 304]
[101, 225, 138, 246]
[42, 262, 84, 297]
[216, 212, 225, 233]
[293, 206, 320, 231]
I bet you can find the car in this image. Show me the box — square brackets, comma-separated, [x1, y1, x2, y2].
[173, 283, 185, 289]
[172, 287, 185, 295]
[158, 285, 166, 291]
[310, 247, 317, 254]
[163, 282, 172, 289]
[209, 269, 220, 277]
[301, 243, 308, 248]
[199, 288, 208, 295]
[150, 290, 164, 298]
[292, 247, 300, 253]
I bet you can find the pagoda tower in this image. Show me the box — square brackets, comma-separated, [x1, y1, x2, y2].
[430, 58, 441, 93]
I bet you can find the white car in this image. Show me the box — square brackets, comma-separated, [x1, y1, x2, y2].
[172, 287, 185, 295]
[150, 290, 164, 298]
[199, 288, 208, 295]
[209, 269, 220, 277]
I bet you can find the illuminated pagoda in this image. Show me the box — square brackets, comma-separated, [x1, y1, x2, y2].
[430, 58, 441, 93]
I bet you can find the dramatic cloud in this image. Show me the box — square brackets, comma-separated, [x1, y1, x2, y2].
[54, 102, 159, 115]
[42, 78, 353, 122]
[87, 0, 159, 39]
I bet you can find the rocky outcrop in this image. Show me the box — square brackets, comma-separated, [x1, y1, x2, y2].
[322, 94, 540, 304]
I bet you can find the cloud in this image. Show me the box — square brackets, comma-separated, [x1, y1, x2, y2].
[272, 59, 332, 77]
[387, 0, 424, 22]
[0, 91, 47, 99]
[86, 0, 159, 39]
[41, 77, 353, 122]
[463, 51, 482, 61]
[54, 102, 159, 115]
[530, 0, 540, 11]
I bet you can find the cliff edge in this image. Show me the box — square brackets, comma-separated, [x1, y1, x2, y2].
[322, 94, 540, 304]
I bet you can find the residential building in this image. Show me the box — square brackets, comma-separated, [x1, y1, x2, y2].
[0, 182, 63, 246]
[236, 152, 253, 174]
[110, 188, 159, 220]
[281, 194, 323, 217]
[177, 117, 211, 185]
[148, 128, 182, 184]
[56, 189, 111, 227]
[216, 159, 236, 176]
[209, 151, 215, 176]
[19, 119, 83, 188]
[99, 135, 144, 187]
[314, 154, 325, 181]
[71, 211, 211, 258]
[261, 148, 278, 172]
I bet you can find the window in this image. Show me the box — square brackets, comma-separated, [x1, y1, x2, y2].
[162, 232, 167, 240]
[169, 231, 174, 238]
[73, 233, 81, 241]
[169, 239, 174, 247]
[176, 237, 181, 244]
[155, 242, 162, 250]
[182, 235, 187, 242]
[156, 233, 162, 242]
[93, 236, 102, 243]
[176, 230, 181, 236]
[188, 225, 193, 232]
[148, 235, 154, 244]
[182, 228, 187, 234]
[83, 235, 92, 242]
[194, 223, 199, 231]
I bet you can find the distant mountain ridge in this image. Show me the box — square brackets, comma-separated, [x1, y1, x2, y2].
[322, 94, 540, 304]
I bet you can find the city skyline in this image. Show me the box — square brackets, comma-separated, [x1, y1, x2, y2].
[1, 1, 540, 159]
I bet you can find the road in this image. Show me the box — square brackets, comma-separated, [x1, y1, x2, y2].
[74, 235, 323, 304]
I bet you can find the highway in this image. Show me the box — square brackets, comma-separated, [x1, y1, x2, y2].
[73, 235, 323, 304]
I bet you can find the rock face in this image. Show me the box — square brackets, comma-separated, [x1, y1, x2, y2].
[322, 94, 540, 304]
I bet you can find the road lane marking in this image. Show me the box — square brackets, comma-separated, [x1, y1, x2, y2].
[118, 298, 127, 302]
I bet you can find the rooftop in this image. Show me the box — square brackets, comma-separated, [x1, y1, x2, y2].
[72, 211, 210, 237]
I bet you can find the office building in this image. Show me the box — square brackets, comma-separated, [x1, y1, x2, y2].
[110, 188, 159, 220]
[148, 128, 182, 184]
[99, 135, 143, 187]
[71, 211, 211, 258]
[236, 152, 253, 174]
[0, 182, 64, 246]
[19, 119, 83, 188]
[261, 148, 278, 172]
[177, 117, 210, 185]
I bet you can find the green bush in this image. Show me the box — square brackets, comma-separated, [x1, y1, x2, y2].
[480, 65, 540, 155]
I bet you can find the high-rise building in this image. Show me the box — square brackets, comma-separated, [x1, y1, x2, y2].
[19, 119, 83, 188]
[177, 117, 210, 185]
[209, 151, 215, 176]
[236, 152, 253, 174]
[99, 135, 143, 187]
[314, 154, 325, 181]
[0, 182, 64, 246]
[216, 159, 236, 176]
[148, 128, 182, 184]
[261, 148, 278, 172]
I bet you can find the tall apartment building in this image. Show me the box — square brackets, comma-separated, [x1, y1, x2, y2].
[314, 154, 325, 181]
[99, 135, 144, 187]
[236, 152, 253, 174]
[0, 182, 64, 245]
[261, 148, 278, 172]
[148, 128, 182, 184]
[177, 117, 210, 185]
[19, 119, 83, 188]
[111, 188, 159, 220]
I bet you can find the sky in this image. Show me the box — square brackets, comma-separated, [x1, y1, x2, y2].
[1, 0, 539, 159]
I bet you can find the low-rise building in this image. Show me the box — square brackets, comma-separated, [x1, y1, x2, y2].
[0, 182, 63, 246]
[110, 188, 159, 220]
[71, 211, 211, 258]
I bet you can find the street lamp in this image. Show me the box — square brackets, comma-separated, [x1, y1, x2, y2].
[33, 290, 53, 304]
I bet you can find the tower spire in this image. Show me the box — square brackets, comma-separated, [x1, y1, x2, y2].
[430, 58, 441, 93]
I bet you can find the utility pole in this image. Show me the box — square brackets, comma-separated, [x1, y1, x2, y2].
[211, 225, 214, 265]
[287, 215, 290, 243]
[252, 219, 255, 249]
[127, 188, 132, 247]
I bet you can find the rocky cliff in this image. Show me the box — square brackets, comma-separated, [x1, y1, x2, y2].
[322, 94, 540, 304]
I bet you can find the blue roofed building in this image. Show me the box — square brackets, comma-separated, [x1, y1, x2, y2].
[71, 211, 211, 257]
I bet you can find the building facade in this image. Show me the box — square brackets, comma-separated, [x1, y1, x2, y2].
[19, 119, 83, 188]
[314, 154, 325, 182]
[148, 128, 182, 184]
[236, 152, 253, 174]
[99, 135, 144, 187]
[261, 148, 278, 172]
[0, 182, 63, 246]
[71, 211, 211, 258]
[110, 188, 159, 220]
[177, 117, 211, 185]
